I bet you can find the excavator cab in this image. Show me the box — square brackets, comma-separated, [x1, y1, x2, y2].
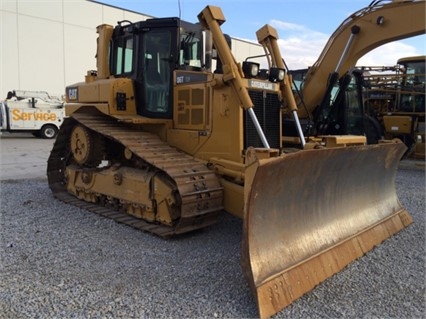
[286, 69, 367, 142]
[313, 70, 367, 137]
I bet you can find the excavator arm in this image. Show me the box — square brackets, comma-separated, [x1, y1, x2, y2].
[299, 0, 426, 118]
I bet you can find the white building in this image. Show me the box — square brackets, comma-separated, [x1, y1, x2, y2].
[1, 0, 263, 98]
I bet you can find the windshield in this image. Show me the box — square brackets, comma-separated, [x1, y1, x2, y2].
[143, 30, 172, 113]
[178, 31, 202, 69]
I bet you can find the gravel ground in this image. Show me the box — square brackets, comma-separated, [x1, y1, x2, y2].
[0, 167, 424, 318]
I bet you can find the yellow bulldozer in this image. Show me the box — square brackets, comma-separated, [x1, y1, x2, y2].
[47, 1, 425, 318]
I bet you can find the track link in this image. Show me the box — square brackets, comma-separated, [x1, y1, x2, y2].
[47, 111, 224, 237]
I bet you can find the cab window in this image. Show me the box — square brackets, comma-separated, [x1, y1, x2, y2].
[115, 37, 133, 75]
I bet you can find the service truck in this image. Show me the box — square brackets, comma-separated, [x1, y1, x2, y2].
[1, 90, 65, 138]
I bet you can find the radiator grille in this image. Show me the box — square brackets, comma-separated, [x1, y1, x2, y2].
[244, 90, 281, 149]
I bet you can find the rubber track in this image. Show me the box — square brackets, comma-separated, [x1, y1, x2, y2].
[47, 112, 224, 237]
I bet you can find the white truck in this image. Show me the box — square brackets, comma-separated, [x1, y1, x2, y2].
[1, 90, 66, 138]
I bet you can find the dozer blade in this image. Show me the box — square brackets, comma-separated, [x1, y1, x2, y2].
[242, 141, 412, 319]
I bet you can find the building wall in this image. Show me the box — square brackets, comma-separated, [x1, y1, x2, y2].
[1, 0, 263, 98]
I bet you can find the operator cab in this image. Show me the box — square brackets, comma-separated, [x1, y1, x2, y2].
[109, 18, 205, 119]
[397, 56, 425, 112]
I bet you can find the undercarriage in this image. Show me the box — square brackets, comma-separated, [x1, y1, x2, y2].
[47, 111, 224, 237]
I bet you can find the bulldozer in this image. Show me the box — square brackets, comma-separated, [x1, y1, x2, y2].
[47, 1, 425, 318]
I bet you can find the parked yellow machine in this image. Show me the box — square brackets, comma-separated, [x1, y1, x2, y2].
[361, 56, 425, 158]
[47, 1, 424, 318]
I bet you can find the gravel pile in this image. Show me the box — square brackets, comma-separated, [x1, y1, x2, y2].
[0, 168, 424, 318]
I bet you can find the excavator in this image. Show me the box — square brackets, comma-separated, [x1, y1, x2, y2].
[47, 1, 425, 318]
[282, 0, 426, 145]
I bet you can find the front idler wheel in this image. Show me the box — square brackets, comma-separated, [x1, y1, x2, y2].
[70, 124, 103, 166]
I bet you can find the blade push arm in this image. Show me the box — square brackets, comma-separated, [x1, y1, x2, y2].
[256, 25, 306, 147]
[198, 5, 270, 148]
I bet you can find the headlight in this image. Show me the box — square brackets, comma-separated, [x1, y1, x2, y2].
[269, 67, 285, 82]
[242, 61, 260, 78]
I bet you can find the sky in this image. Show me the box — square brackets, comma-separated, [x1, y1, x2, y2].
[97, 0, 425, 69]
